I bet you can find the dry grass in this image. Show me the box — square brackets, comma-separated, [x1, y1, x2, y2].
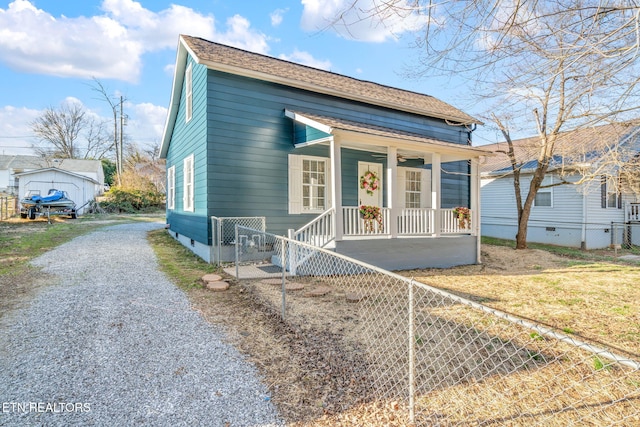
[401, 245, 640, 357]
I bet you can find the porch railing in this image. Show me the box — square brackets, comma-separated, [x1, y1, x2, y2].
[288, 208, 335, 247]
[441, 208, 473, 234]
[343, 207, 474, 237]
[290, 207, 474, 247]
[398, 208, 435, 235]
[626, 202, 640, 222]
[343, 206, 390, 236]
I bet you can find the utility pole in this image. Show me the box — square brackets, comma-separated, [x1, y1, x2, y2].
[113, 102, 120, 185]
[119, 95, 124, 178]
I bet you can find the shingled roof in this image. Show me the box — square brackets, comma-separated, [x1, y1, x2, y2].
[480, 122, 640, 175]
[180, 35, 480, 126]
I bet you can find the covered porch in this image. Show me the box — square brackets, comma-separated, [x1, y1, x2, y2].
[285, 110, 488, 266]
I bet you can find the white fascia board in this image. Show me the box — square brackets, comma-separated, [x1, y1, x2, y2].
[294, 136, 334, 148]
[160, 37, 190, 159]
[284, 110, 333, 134]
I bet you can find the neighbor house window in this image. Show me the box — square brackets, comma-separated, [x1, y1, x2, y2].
[183, 154, 194, 212]
[534, 176, 553, 207]
[185, 63, 193, 123]
[167, 165, 175, 209]
[534, 191, 552, 207]
[405, 170, 421, 208]
[288, 154, 331, 214]
[601, 175, 621, 209]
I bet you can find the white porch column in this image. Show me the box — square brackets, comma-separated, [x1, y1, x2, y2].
[330, 137, 343, 241]
[470, 157, 481, 263]
[431, 153, 441, 237]
[387, 146, 398, 238]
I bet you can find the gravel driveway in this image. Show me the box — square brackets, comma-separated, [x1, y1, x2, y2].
[0, 222, 283, 427]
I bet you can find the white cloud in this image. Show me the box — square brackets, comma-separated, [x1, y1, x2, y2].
[215, 14, 270, 54]
[0, 0, 270, 82]
[129, 102, 168, 149]
[278, 50, 332, 70]
[300, 0, 427, 43]
[270, 8, 288, 27]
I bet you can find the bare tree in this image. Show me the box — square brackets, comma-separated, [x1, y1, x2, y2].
[332, 1, 640, 248]
[621, 154, 640, 199]
[90, 78, 126, 184]
[31, 101, 112, 159]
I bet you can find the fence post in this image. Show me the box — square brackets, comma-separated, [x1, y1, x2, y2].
[281, 238, 287, 321]
[217, 219, 223, 267]
[408, 279, 416, 424]
[235, 225, 240, 279]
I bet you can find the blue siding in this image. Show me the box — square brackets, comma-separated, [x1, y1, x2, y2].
[441, 161, 470, 208]
[167, 63, 472, 242]
[165, 56, 211, 244]
[294, 123, 330, 144]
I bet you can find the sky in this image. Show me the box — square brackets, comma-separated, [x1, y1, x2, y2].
[0, 0, 498, 157]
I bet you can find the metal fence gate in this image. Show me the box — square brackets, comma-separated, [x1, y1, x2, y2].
[210, 216, 266, 265]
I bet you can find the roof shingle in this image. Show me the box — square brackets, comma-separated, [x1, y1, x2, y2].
[480, 122, 640, 174]
[181, 35, 480, 126]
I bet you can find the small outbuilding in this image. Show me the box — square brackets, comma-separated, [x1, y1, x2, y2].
[15, 167, 101, 215]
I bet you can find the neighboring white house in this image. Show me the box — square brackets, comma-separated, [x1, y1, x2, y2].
[15, 167, 101, 215]
[0, 155, 104, 196]
[481, 122, 640, 249]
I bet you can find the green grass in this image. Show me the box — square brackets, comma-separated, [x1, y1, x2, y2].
[147, 229, 218, 290]
[0, 213, 163, 274]
[0, 222, 100, 275]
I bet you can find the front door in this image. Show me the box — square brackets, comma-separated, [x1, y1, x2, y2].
[358, 162, 383, 207]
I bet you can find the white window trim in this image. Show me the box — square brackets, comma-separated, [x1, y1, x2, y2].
[288, 154, 331, 214]
[396, 166, 431, 209]
[605, 175, 621, 209]
[185, 63, 193, 123]
[183, 154, 194, 212]
[167, 165, 175, 210]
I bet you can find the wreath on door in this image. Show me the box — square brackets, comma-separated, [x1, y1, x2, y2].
[360, 170, 380, 196]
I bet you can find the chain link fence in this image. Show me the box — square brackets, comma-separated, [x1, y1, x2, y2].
[230, 225, 640, 426]
[612, 222, 640, 251]
[210, 216, 266, 265]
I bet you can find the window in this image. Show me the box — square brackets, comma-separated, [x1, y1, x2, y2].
[185, 63, 193, 123]
[601, 175, 621, 209]
[405, 170, 421, 208]
[533, 176, 553, 207]
[288, 154, 331, 214]
[302, 159, 326, 211]
[183, 154, 194, 212]
[534, 191, 552, 207]
[167, 165, 175, 209]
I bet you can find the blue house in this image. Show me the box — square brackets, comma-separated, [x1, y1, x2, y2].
[160, 35, 488, 270]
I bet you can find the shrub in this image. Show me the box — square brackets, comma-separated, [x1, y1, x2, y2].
[100, 171, 164, 213]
